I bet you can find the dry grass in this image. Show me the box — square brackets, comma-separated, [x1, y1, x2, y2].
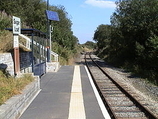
[0, 30, 31, 52]
[0, 31, 13, 53]
[0, 71, 34, 105]
[0, 10, 31, 53]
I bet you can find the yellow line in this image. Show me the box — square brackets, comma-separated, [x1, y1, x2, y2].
[68, 65, 86, 119]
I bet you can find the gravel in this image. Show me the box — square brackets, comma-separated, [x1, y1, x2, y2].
[75, 54, 158, 117]
[91, 55, 158, 117]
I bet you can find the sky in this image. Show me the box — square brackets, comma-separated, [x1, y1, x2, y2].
[49, 0, 117, 44]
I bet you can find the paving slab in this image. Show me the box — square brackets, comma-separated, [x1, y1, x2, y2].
[20, 65, 105, 119]
[20, 66, 74, 119]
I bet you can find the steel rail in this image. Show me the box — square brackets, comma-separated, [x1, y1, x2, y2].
[85, 52, 157, 119]
[84, 53, 117, 119]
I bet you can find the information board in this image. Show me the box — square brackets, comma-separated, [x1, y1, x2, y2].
[13, 35, 19, 48]
[13, 16, 21, 34]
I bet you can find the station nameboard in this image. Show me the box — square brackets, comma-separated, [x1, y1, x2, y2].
[45, 10, 59, 21]
[13, 16, 21, 34]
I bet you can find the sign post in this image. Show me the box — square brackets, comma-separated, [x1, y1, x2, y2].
[13, 16, 21, 76]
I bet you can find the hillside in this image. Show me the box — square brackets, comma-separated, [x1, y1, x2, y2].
[0, 0, 81, 65]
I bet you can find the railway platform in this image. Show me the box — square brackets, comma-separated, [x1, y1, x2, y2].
[20, 65, 110, 119]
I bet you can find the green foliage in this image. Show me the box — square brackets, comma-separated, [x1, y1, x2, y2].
[93, 24, 112, 58]
[51, 5, 79, 51]
[48, 5, 80, 64]
[0, 0, 47, 31]
[83, 41, 96, 49]
[94, 0, 158, 84]
[0, 0, 80, 63]
[0, 11, 11, 31]
[52, 41, 80, 65]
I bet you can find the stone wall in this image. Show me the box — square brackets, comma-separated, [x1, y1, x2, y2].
[0, 53, 14, 76]
[0, 52, 33, 75]
[46, 62, 60, 72]
[0, 76, 40, 119]
[0, 52, 60, 76]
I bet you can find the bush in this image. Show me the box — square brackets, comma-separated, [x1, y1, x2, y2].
[0, 31, 13, 52]
[0, 11, 11, 31]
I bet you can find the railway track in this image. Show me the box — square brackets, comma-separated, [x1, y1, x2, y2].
[85, 53, 157, 119]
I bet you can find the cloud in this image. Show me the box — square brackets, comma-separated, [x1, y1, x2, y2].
[85, 0, 116, 8]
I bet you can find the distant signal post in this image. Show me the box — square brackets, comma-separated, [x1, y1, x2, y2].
[13, 16, 21, 76]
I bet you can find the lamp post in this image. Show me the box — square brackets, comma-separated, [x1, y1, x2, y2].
[49, 22, 52, 62]
[47, 0, 51, 62]
[45, 2, 59, 62]
[47, 0, 49, 10]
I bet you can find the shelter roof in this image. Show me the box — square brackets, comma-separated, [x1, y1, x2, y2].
[5, 28, 46, 37]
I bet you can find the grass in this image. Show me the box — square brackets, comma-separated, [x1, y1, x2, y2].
[0, 31, 13, 53]
[0, 71, 34, 105]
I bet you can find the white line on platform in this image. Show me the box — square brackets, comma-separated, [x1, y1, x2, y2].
[85, 66, 111, 119]
[68, 65, 86, 119]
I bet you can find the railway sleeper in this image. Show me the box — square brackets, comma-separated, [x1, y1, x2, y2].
[113, 109, 142, 113]
[99, 85, 117, 88]
[112, 106, 140, 112]
[100, 87, 119, 90]
[116, 117, 148, 119]
[101, 89, 130, 92]
[108, 102, 134, 106]
[106, 96, 145, 103]
[95, 80, 113, 83]
[102, 91, 124, 95]
[106, 96, 129, 100]
[115, 111, 146, 118]
[103, 93, 126, 97]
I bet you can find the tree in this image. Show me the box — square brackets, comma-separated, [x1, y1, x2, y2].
[110, 0, 158, 83]
[110, 0, 158, 64]
[0, 0, 80, 64]
[93, 24, 112, 57]
[94, 0, 158, 84]
[51, 5, 78, 50]
[84, 41, 96, 49]
[0, 0, 47, 30]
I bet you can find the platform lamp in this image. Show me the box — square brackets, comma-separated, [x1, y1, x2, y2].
[46, 0, 50, 62]
[45, 2, 59, 62]
[47, 0, 49, 10]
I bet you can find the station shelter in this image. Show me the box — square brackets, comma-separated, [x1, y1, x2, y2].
[6, 28, 47, 76]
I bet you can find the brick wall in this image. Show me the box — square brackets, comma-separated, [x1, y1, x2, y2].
[0, 76, 40, 119]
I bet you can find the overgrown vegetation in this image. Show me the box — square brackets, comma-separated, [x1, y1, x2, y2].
[94, 0, 158, 85]
[83, 41, 96, 50]
[0, 71, 34, 105]
[0, 0, 80, 65]
[0, 31, 13, 52]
